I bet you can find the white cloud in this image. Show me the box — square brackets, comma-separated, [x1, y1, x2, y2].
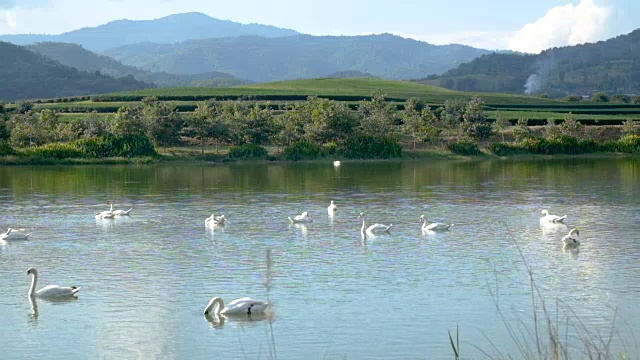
[0, 10, 17, 33]
[508, 0, 612, 54]
[402, 30, 513, 50]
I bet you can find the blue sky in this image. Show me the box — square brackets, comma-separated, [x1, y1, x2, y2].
[0, 0, 638, 52]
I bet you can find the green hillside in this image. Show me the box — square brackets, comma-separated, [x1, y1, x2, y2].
[420, 29, 640, 97]
[100, 78, 563, 105]
[0, 41, 152, 101]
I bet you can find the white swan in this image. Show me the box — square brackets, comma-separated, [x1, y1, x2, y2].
[333, 160, 341, 167]
[205, 214, 226, 227]
[358, 212, 392, 235]
[203, 297, 269, 316]
[327, 200, 337, 215]
[420, 215, 453, 232]
[562, 228, 580, 247]
[27, 268, 80, 298]
[95, 211, 115, 219]
[540, 209, 566, 223]
[109, 200, 132, 216]
[1, 228, 32, 240]
[288, 211, 312, 224]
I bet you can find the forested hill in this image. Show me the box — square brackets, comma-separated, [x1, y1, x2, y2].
[104, 33, 490, 82]
[420, 29, 640, 97]
[0, 42, 152, 101]
[26, 42, 248, 88]
[0, 12, 299, 51]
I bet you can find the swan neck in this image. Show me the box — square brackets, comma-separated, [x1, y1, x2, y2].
[28, 272, 37, 296]
[204, 297, 224, 315]
[361, 216, 366, 233]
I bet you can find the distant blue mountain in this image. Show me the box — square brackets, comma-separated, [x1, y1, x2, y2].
[0, 12, 299, 51]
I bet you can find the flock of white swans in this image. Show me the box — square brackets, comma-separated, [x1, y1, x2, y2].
[2, 192, 580, 321]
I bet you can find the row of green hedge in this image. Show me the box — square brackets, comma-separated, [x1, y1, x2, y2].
[489, 135, 640, 155]
[5, 134, 157, 159]
[227, 136, 403, 161]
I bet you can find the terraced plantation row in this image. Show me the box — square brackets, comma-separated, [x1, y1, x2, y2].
[6, 79, 640, 125]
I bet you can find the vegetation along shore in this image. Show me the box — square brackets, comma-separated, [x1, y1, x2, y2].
[0, 79, 638, 165]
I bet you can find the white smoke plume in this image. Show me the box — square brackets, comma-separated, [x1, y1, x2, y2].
[509, 0, 612, 54]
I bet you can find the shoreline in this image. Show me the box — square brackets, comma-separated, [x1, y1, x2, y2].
[0, 150, 636, 166]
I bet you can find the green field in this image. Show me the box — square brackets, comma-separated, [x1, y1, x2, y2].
[8, 78, 640, 125]
[97, 78, 564, 105]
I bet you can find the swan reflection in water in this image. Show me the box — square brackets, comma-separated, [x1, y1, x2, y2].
[562, 246, 580, 260]
[289, 223, 308, 237]
[28, 295, 79, 324]
[205, 311, 274, 329]
[540, 221, 568, 236]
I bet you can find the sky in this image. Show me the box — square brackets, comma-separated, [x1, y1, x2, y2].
[0, 0, 638, 53]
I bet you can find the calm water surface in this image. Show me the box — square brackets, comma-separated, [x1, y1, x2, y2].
[0, 158, 639, 359]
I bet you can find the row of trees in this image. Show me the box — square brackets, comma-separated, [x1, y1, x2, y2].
[1, 94, 637, 157]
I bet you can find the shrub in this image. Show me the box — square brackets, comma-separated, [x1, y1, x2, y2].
[321, 142, 340, 157]
[614, 135, 640, 153]
[227, 143, 268, 160]
[23, 143, 85, 159]
[341, 135, 402, 159]
[73, 134, 157, 158]
[447, 140, 481, 156]
[489, 142, 529, 156]
[0, 140, 16, 156]
[282, 140, 322, 160]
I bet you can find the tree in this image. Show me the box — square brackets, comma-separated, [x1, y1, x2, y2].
[15, 101, 33, 114]
[621, 119, 638, 136]
[402, 98, 430, 149]
[220, 101, 276, 145]
[191, 102, 227, 154]
[109, 106, 145, 137]
[301, 96, 357, 144]
[358, 91, 397, 137]
[142, 99, 184, 148]
[492, 113, 511, 142]
[560, 112, 583, 137]
[460, 97, 492, 140]
[441, 99, 466, 129]
[612, 94, 631, 104]
[82, 111, 108, 138]
[591, 92, 609, 102]
[0, 114, 9, 141]
[512, 118, 533, 142]
[633, 96, 640, 105]
[8, 111, 41, 147]
[544, 119, 562, 140]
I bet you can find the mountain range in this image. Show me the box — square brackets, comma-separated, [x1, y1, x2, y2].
[26, 42, 248, 88]
[0, 42, 150, 101]
[421, 29, 640, 97]
[0, 12, 299, 51]
[104, 33, 490, 82]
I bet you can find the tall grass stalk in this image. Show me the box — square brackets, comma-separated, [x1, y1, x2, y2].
[264, 248, 277, 360]
[468, 237, 637, 360]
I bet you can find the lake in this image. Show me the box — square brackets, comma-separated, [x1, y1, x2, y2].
[0, 158, 639, 359]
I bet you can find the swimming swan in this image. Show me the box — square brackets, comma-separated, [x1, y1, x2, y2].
[27, 268, 80, 298]
[419, 215, 453, 232]
[205, 214, 226, 227]
[540, 209, 566, 223]
[358, 212, 392, 235]
[562, 228, 580, 247]
[1, 228, 32, 240]
[203, 297, 269, 316]
[288, 211, 312, 224]
[108, 200, 132, 216]
[333, 161, 341, 167]
[327, 201, 337, 215]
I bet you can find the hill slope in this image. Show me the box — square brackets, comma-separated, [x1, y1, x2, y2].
[103, 78, 562, 105]
[0, 42, 152, 101]
[26, 42, 248, 87]
[421, 29, 640, 97]
[105, 34, 490, 82]
[0, 12, 299, 51]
